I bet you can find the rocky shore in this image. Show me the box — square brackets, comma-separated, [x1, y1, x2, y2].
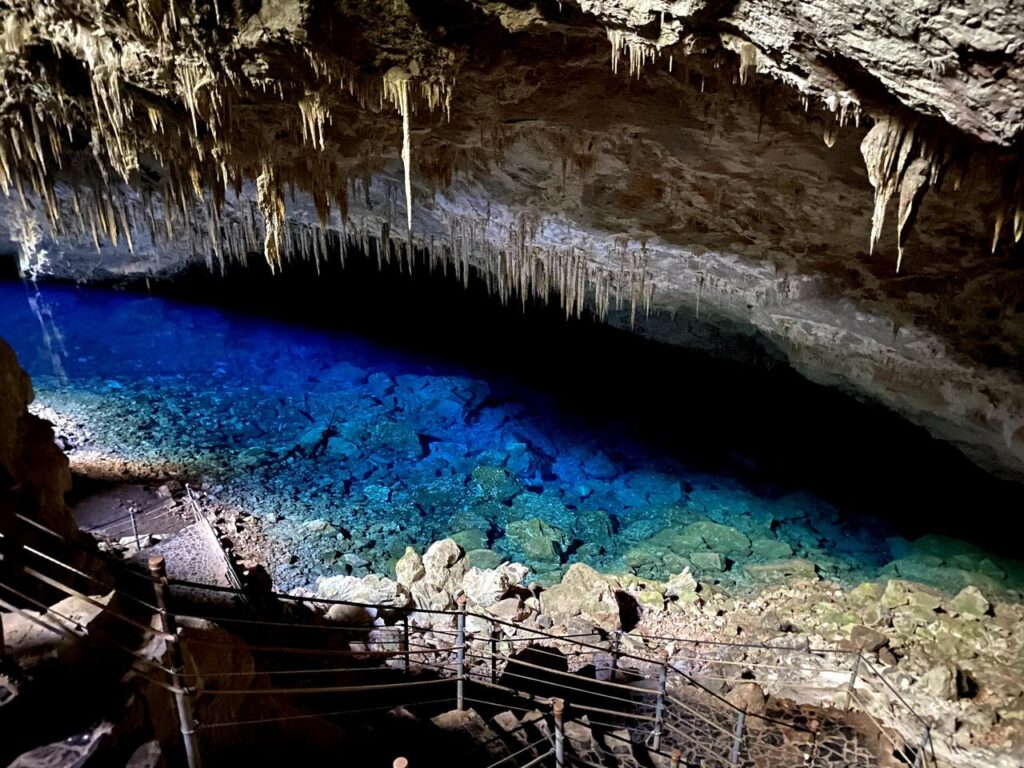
[216, 515, 1024, 768]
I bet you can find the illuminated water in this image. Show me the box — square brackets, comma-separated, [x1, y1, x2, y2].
[2, 279, 1021, 597]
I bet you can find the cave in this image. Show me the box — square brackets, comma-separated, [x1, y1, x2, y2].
[1, 2, 1023, 768]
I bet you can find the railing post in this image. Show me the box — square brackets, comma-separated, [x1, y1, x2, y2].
[402, 613, 410, 674]
[728, 706, 746, 767]
[129, 505, 141, 552]
[148, 555, 202, 768]
[913, 725, 932, 768]
[552, 697, 565, 768]
[455, 595, 467, 711]
[651, 649, 669, 751]
[490, 620, 498, 685]
[670, 749, 681, 768]
[610, 629, 621, 676]
[846, 651, 862, 711]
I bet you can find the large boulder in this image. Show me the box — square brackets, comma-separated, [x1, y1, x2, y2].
[951, 586, 991, 618]
[395, 546, 425, 587]
[682, 521, 751, 558]
[463, 563, 529, 607]
[504, 518, 567, 564]
[540, 563, 620, 631]
[472, 465, 522, 501]
[422, 538, 468, 594]
[315, 574, 412, 608]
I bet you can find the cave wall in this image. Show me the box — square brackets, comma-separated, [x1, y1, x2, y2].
[0, 338, 73, 541]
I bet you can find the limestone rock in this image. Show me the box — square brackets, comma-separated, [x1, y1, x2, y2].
[914, 663, 959, 701]
[744, 559, 818, 582]
[725, 682, 766, 716]
[395, 546, 425, 587]
[463, 563, 529, 607]
[316, 574, 412, 608]
[951, 586, 991, 618]
[849, 625, 889, 653]
[488, 597, 529, 622]
[423, 538, 467, 594]
[664, 567, 699, 604]
[540, 563, 620, 631]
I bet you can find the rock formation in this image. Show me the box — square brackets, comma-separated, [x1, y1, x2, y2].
[0, 1, 1021, 482]
[0, 339, 73, 539]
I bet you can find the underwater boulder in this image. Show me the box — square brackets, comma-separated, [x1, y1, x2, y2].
[743, 559, 818, 583]
[682, 521, 752, 558]
[751, 537, 794, 560]
[471, 465, 522, 501]
[572, 509, 614, 549]
[504, 518, 568, 564]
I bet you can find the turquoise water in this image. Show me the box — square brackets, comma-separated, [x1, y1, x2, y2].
[2, 280, 1021, 597]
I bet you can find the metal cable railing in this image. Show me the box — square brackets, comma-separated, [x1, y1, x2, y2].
[0, 510, 937, 768]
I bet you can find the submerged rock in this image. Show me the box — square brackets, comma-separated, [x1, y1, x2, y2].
[503, 518, 567, 564]
[951, 586, 991, 618]
[744, 559, 818, 582]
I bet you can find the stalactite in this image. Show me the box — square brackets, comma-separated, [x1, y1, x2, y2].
[860, 113, 957, 271]
[383, 67, 414, 234]
[256, 163, 285, 272]
[607, 29, 658, 79]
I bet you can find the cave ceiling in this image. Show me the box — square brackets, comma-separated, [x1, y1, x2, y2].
[0, 0, 1022, 480]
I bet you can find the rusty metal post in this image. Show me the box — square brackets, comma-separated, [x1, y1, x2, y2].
[729, 706, 746, 767]
[846, 651, 862, 711]
[670, 749, 681, 768]
[552, 697, 565, 768]
[651, 650, 669, 751]
[490, 621, 498, 685]
[149, 555, 201, 768]
[402, 613, 410, 674]
[455, 595, 467, 711]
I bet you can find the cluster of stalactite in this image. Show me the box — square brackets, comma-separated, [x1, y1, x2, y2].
[1, 0, 1021, 331]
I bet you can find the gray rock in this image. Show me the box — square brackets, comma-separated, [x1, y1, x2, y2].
[690, 551, 726, 573]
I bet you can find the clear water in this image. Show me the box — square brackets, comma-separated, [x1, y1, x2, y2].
[2, 280, 1021, 597]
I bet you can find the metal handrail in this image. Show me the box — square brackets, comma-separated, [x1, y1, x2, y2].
[2, 508, 936, 768]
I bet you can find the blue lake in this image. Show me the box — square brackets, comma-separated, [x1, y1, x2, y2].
[2, 279, 1021, 597]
